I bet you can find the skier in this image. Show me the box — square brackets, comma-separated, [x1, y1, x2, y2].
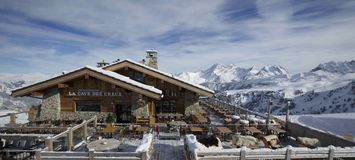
[155, 124, 160, 139]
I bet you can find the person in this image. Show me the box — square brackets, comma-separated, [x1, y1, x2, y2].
[155, 124, 160, 138]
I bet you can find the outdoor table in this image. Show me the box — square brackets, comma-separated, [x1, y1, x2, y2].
[135, 126, 150, 133]
[168, 121, 187, 126]
[270, 126, 286, 138]
[190, 127, 203, 134]
[224, 118, 232, 124]
[87, 139, 120, 152]
[193, 114, 208, 124]
[217, 127, 232, 141]
[217, 127, 232, 134]
[245, 127, 262, 135]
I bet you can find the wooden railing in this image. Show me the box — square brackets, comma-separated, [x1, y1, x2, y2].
[37, 151, 143, 160]
[35, 133, 154, 160]
[0, 149, 37, 160]
[44, 116, 98, 151]
[200, 98, 267, 119]
[186, 144, 355, 160]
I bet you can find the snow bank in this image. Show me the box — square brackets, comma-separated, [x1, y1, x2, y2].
[135, 133, 153, 152]
[239, 119, 249, 124]
[248, 117, 266, 124]
[185, 134, 223, 152]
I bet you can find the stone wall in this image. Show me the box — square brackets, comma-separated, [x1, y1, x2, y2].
[184, 90, 201, 116]
[39, 88, 61, 121]
[131, 93, 149, 118]
[60, 111, 108, 122]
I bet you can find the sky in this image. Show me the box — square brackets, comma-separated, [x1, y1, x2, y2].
[0, 0, 355, 75]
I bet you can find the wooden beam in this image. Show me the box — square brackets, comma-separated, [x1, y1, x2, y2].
[31, 91, 43, 96]
[58, 83, 69, 88]
[85, 74, 90, 79]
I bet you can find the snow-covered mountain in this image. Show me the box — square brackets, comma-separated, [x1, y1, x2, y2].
[0, 73, 47, 111]
[176, 60, 355, 115]
[177, 64, 289, 84]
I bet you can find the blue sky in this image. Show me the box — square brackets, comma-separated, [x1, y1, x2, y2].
[0, 0, 354, 75]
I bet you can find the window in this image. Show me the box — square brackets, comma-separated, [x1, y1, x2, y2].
[76, 101, 101, 112]
[133, 71, 144, 82]
[156, 100, 176, 113]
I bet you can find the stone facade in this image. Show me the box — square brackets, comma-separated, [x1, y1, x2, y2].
[131, 93, 149, 118]
[184, 90, 201, 116]
[60, 111, 109, 121]
[39, 88, 61, 121]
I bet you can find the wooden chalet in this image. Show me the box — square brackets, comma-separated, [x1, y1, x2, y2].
[12, 50, 214, 124]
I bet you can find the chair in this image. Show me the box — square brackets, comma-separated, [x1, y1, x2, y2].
[19, 140, 27, 149]
[24, 140, 35, 150]
[4, 140, 14, 148]
[164, 114, 170, 122]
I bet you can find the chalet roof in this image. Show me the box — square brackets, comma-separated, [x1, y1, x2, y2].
[12, 65, 162, 99]
[103, 59, 214, 97]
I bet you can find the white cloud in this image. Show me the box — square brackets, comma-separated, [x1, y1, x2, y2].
[0, 0, 354, 75]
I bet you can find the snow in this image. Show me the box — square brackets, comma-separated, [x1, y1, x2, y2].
[276, 113, 355, 140]
[0, 110, 28, 127]
[239, 119, 249, 124]
[185, 134, 223, 152]
[85, 66, 162, 94]
[13, 65, 162, 95]
[110, 59, 214, 94]
[135, 133, 153, 152]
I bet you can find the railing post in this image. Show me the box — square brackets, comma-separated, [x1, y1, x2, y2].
[83, 121, 88, 141]
[89, 149, 94, 160]
[94, 116, 98, 127]
[35, 150, 41, 160]
[45, 137, 53, 151]
[240, 146, 246, 160]
[67, 128, 73, 151]
[9, 113, 16, 126]
[328, 145, 335, 160]
[142, 152, 147, 160]
[286, 145, 292, 160]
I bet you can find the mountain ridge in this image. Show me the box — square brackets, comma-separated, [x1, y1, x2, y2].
[176, 60, 355, 114]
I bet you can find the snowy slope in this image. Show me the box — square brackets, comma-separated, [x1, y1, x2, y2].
[176, 60, 355, 115]
[0, 73, 47, 111]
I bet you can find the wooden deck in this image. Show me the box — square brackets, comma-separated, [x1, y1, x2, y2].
[152, 139, 186, 160]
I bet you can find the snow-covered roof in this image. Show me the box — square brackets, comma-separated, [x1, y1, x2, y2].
[85, 65, 162, 94]
[12, 65, 162, 98]
[104, 59, 214, 95]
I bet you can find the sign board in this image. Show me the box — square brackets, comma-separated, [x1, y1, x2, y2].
[68, 89, 122, 97]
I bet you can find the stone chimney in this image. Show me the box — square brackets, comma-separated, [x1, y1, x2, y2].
[146, 50, 158, 69]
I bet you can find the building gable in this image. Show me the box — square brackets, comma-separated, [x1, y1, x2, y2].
[12, 66, 162, 100]
[103, 59, 214, 97]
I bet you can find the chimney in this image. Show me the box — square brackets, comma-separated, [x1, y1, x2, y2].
[97, 60, 110, 67]
[146, 50, 158, 69]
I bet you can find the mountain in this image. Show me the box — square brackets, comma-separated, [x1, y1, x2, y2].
[0, 73, 48, 111]
[310, 60, 355, 74]
[176, 60, 355, 115]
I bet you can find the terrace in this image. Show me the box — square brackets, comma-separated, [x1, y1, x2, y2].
[1, 98, 355, 160]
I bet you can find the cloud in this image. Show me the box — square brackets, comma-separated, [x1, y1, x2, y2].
[0, 0, 354, 75]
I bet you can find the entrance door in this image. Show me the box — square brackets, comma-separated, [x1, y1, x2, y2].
[116, 105, 132, 123]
